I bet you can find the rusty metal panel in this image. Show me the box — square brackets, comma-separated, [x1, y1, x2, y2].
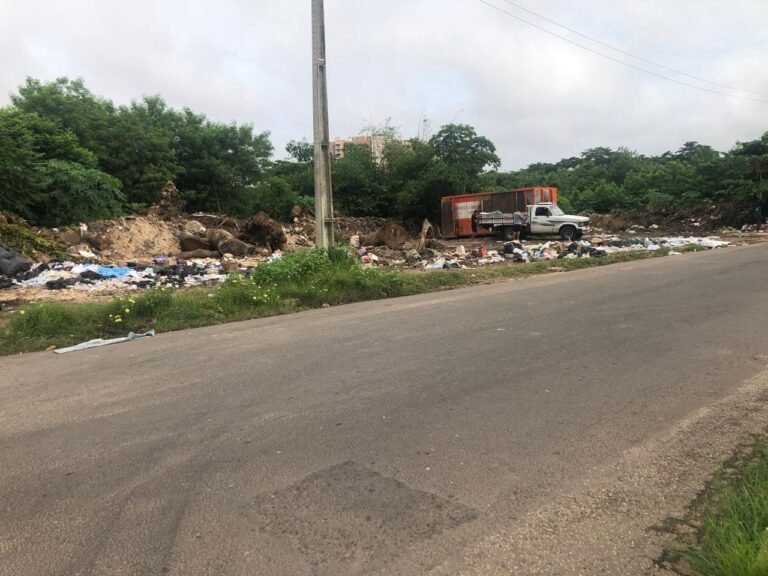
[441, 198, 456, 238]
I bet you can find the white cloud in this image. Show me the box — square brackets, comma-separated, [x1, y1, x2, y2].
[0, 0, 766, 168]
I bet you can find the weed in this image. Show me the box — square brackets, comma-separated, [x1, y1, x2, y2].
[685, 442, 768, 576]
[0, 224, 65, 257]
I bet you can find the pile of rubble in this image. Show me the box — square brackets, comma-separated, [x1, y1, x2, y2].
[354, 235, 731, 270]
[0, 191, 738, 304]
[0, 203, 291, 300]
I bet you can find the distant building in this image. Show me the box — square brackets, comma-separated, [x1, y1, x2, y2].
[331, 136, 371, 159]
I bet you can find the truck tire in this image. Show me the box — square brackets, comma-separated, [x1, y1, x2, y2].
[560, 225, 577, 241]
[502, 227, 515, 241]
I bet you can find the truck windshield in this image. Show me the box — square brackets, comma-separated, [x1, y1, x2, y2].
[550, 205, 564, 216]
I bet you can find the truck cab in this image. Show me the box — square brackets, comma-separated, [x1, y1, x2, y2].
[527, 203, 590, 240]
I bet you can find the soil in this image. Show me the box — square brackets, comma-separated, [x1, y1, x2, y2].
[85, 216, 180, 262]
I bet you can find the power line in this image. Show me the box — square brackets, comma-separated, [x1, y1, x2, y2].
[474, 0, 768, 103]
[496, 0, 768, 98]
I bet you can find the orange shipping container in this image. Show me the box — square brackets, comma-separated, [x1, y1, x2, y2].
[440, 187, 558, 238]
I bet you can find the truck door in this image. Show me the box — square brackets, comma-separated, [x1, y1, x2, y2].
[530, 206, 556, 235]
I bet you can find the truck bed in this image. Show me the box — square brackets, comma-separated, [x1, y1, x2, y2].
[476, 212, 516, 227]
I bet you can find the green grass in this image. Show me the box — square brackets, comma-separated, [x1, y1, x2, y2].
[0, 247, 663, 355]
[685, 442, 768, 576]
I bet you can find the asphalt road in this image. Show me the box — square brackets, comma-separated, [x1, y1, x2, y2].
[2, 245, 768, 576]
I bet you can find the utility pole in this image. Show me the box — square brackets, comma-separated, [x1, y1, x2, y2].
[312, 0, 334, 250]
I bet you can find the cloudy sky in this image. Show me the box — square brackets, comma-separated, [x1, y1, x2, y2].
[1, 0, 766, 169]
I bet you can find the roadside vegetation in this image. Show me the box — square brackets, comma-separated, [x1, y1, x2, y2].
[2, 77, 767, 229]
[0, 247, 664, 355]
[683, 441, 768, 576]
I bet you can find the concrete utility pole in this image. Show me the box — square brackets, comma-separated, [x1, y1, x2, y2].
[312, 0, 334, 249]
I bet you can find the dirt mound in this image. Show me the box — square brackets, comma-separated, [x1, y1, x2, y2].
[85, 216, 179, 261]
[587, 205, 728, 235]
[187, 214, 243, 234]
[241, 212, 287, 251]
[285, 215, 391, 250]
[361, 221, 410, 249]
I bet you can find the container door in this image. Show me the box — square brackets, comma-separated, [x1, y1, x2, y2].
[441, 199, 456, 238]
[455, 200, 482, 237]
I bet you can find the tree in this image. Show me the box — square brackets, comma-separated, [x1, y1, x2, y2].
[286, 139, 314, 163]
[0, 107, 123, 225]
[12, 77, 115, 162]
[429, 124, 500, 191]
[103, 96, 180, 205]
[0, 108, 45, 219]
[171, 109, 273, 214]
[38, 160, 124, 225]
[247, 176, 299, 220]
[332, 143, 388, 216]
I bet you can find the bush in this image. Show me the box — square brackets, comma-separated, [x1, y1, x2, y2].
[251, 249, 335, 284]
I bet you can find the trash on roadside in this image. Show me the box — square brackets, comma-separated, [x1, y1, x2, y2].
[54, 330, 156, 354]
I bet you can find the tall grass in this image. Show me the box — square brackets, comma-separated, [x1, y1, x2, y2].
[685, 442, 768, 576]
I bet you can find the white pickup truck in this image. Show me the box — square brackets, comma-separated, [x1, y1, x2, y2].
[476, 203, 590, 241]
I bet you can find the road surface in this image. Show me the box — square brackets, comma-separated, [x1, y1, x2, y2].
[2, 245, 768, 575]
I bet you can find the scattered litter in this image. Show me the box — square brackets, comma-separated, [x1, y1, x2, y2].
[54, 330, 156, 354]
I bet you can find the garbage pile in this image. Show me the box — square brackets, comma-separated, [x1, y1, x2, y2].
[354, 235, 731, 270]
[5, 255, 265, 295]
[0, 246, 33, 288]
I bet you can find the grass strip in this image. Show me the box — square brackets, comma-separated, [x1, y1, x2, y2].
[0, 247, 666, 355]
[684, 441, 768, 576]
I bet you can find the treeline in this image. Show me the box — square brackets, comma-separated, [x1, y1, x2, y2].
[480, 140, 768, 220]
[1, 77, 766, 227]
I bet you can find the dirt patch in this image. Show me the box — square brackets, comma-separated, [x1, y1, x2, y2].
[586, 205, 743, 236]
[361, 221, 410, 250]
[85, 216, 179, 262]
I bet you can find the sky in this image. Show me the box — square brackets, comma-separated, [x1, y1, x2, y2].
[1, 0, 767, 170]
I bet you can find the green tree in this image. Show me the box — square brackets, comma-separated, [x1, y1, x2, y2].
[37, 160, 124, 225]
[170, 109, 273, 214]
[103, 96, 180, 205]
[332, 143, 389, 216]
[12, 77, 115, 162]
[429, 124, 500, 192]
[0, 108, 45, 219]
[286, 139, 314, 163]
[247, 176, 299, 220]
[0, 107, 123, 225]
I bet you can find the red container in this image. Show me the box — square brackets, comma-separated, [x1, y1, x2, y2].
[440, 187, 558, 238]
